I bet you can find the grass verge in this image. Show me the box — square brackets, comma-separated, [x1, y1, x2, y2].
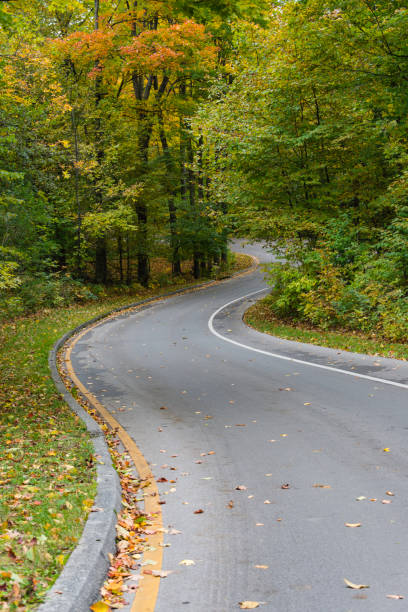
[245, 297, 408, 361]
[0, 252, 252, 611]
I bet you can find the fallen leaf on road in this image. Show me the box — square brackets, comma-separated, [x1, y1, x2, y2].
[239, 602, 260, 609]
[386, 491, 395, 496]
[345, 523, 361, 528]
[313, 484, 331, 489]
[227, 501, 234, 509]
[179, 560, 195, 566]
[264, 500, 271, 504]
[281, 434, 287, 437]
[194, 509, 204, 514]
[236, 485, 247, 491]
[256, 523, 264, 526]
[383, 448, 390, 452]
[90, 603, 110, 612]
[344, 578, 369, 590]
[304, 402, 311, 406]
[153, 570, 173, 578]
[157, 478, 168, 483]
[168, 529, 182, 535]
[382, 499, 392, 504]
[236, 424, 246, 427]
[356, 496, 366, 501]
[386, 594, 404, 600]
[255, 565, 268, 569]
[160, 406, 168, 410]
[281, 484, 290, 489]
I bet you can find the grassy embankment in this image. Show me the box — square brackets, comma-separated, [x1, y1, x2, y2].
[245, 297, 408, 361]
[0, 253, 252, 611]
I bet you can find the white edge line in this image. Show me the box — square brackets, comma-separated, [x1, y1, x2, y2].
[208, 288, 408, 391]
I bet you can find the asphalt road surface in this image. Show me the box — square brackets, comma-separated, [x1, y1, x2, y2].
[71, 242, 408, 612]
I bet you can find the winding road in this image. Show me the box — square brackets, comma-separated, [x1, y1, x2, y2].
[71, 242, 408, 612]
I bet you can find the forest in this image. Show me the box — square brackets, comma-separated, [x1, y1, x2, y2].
[1, 0, 408, 337]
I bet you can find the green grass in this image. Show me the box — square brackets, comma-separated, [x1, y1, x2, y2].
[245, 298, 408, 361]
[0, 253, 252, 610]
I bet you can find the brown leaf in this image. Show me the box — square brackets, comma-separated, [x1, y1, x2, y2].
[239, 602, 260, 609]
[255, 565, 268, 569]
[382, 499, 392, 504]
[386, 491, 395, 496]
[313, 484, 331, 489]
[236, 485, 247, 491]
[386, 594, 404, 600]
[281, 484, 290, 489]
[345, 523, 361, 528]
[344, 578, 370, 590]
[227, 500, 234, 509]
[194, 509, 204, 514]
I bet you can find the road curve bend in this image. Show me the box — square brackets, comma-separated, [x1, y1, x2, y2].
[70, 242, 408, 612]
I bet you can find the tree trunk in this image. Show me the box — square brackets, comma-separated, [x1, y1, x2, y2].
[95, 236, 107, 283]
[118, 234, 123, 284]
[158, 114, 181, 276]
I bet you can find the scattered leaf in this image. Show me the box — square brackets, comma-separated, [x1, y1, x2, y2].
[236, 485, 247, 491]
[345, 523, 361, 528]
[227, 500, 234, 509]
[179, 559, 195, 566]
[239, 602, 260, 609]
[344, 578, 369, 590]
[386, 491, 395, 496]
[194, 509, 204, 514]
[255, 565, 268, 569]
[386, 594, 404, 600]
[382, 499, 392, 504]
[383, 448, 390, 452]
[90, 602, 111, 612]
[356, 496, 366, 501]
[152, 570, 173, 578]
[281, 484, 290, 489]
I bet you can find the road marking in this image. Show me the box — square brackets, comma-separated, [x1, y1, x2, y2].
[208, 289, 408, 391]
[65, 327, 163, 612]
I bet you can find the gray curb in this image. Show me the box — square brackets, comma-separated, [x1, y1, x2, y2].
[37, 262, 257, 612]
[37, 331, 122, 612]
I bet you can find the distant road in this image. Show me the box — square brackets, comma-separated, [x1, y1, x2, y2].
[71, 241, 408, 611]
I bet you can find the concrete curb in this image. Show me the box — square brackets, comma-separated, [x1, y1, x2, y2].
[37, 259, 258, 612]
[37, 331, 122, 612]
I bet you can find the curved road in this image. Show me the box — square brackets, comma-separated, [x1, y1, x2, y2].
[71, 243, 408, 611]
